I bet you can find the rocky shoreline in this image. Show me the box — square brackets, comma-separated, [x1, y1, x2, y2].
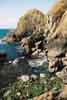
[0, 1, 67, 99]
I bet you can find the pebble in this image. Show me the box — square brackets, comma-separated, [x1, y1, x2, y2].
[12, 58, 19, 65]
[31, 74, 38, 80]
[16, 92, 21, 96]
[18, 75, 29, 82]
[40, 73, 46, 78]
[8, 61, 12, 64]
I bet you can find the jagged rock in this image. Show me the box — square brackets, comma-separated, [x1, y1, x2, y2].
[56, 66, 67, 83]
[51, 10, 67, 40]
[48, 40, 66, 73]
[48, 57, 58, 73]
[20, 38, 32, 55]
[39, 51, 46, 57]
[62, 57, 67, 66]
[48, 56, 64, 73]
[48, 0, 67, 20]
[4, 34, 16, 43]
[48, 8, 67, 73]
[33, 91, 53, 100]
[56, 71, 64, 80]
[59, 85, 67, 99]
[48, 0, 67, 41]
[35, 41, 42, 49]
[32, 49, 41, 57]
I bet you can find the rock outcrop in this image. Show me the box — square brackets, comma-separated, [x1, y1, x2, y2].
[33, 91, 53, 100]
[14, 9, 48, 57]
[48, 0, 67, 75]
[1, 2, 67, 98]
[16, 9, 48, 38]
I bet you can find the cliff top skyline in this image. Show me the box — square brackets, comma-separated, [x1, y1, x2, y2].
[0, 0, 55, 28]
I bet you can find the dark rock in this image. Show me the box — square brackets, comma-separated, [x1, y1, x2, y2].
[0, 53, 7, 63]
[0, 58, 32, 88]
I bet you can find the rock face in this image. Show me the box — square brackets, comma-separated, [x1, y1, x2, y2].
[0, 9, 48, 91]
[1, 1, 67, 99]
[0, 10, 48, 61]
[59, 85, 67, 99]
[48, 0, 67, 40]
[20, 38, 32, 56]
[0, 53, 7, 63]
[47, 1, 67, 99]
[33, 91, 53, 100]
[48, 0, 67, 75]
[14, 9, 48, 57]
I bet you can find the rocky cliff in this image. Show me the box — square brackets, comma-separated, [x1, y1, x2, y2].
[48, 0, 67, 40]
[48, 0, 67, 94]
[15, 9, 48, 56]
[1, 3, 67, 99]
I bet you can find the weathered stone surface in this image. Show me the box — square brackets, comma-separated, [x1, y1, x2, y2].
[59, 85, 67, 98]
[5, 34, 16, 43]
[56, 66, 67, 83]
[32, 49, 41, 57]
[20, 38, 32, 55]
[62, 57, 67, 66]
[33, 91, 53, 100]
[48, 48, 63, 58]
[48, 0, 67, 74]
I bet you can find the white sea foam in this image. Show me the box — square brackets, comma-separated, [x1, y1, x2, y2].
[28, 56, 47, 67]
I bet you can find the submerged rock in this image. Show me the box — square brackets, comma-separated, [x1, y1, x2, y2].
[0, 53, 7, 63]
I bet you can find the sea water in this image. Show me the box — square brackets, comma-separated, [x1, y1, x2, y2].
[0, 29, 25, 60]
[0, 29, 9, 38]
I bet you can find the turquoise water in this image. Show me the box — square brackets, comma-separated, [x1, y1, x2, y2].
[0, 29, 24, 60]
[0, 43, 25, 60]
[0, 43, 19, 60]
[0, 29, 9, 38]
